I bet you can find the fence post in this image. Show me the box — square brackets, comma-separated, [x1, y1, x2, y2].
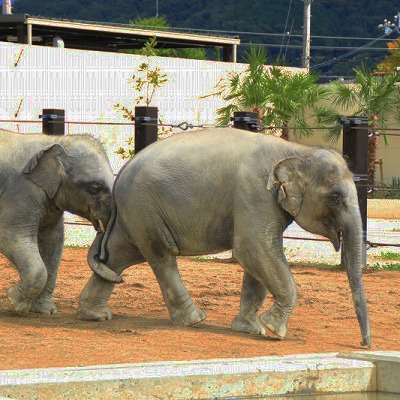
[341, 115, 369, 265]
[231, 111, 259, 131]
[134, 106, 158, 154]
[40, 109, 65, 135]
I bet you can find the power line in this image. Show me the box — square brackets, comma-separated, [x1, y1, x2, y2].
[311, 32, 391, 70]
[132, 24, 396, 43]
[284, 18, 296, 59]
[279, 0, 293, 57]
[240, 42, 389, 51]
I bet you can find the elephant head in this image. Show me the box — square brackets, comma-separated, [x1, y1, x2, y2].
[268, 149, 371, 347]
[22, 138, 114, 233]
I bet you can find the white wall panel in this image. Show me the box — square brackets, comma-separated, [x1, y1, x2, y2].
[0, 42, 245, 173]
[1, 42, 398, 184]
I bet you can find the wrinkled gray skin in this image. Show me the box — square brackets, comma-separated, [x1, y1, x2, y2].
[79, 127, 371, 347]
[0, 129, 113, 315]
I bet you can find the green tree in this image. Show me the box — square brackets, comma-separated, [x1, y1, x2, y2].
[204, 45, 332, 140]
[114, 37, 170, 159]
[260, 66, 332, 140]
[124, 17, 206, 60]
[377, 37, 400, 73]
[326, 64, 400, 186]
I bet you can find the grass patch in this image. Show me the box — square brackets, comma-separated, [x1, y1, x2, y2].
[64, 244, 89, 249]
[191, 256, 214, 262]
[376, 251, 400, 260]
[289, 261, 343, 270]
[367, 262, 400, 271]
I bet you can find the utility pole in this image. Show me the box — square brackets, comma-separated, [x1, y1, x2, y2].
[2, 0, 12, 14]
[302, 0, 312, 69]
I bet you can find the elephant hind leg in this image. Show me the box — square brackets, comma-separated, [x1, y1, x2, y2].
[145, 253, 206, 327]
[78, 236, 145, 321]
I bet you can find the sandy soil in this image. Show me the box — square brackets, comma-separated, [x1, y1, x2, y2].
[0, 248, 399, 371]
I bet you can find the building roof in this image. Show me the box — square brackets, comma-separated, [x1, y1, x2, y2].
[0, 14, 239, 62]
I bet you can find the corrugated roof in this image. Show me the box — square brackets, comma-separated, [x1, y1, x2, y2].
[0, 14, 239, 61]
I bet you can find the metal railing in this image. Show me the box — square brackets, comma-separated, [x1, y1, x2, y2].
[1, 112, 399, 252]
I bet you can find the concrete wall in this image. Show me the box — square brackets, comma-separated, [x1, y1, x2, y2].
[0, 41, 398, 182]
[290, 97, 400, 186]
[0, 41, 246, 173]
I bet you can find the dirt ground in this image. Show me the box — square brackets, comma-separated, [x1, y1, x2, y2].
[0, 248, 399, 371]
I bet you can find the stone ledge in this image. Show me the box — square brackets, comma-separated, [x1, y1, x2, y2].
[0, 353, 377, 399]
[341, 351, 400, 394]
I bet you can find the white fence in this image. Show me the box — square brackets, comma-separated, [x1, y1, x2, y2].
[0, 41, 249, 174]
[1, 41, 399, 179]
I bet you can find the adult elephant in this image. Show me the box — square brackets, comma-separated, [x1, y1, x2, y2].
[79, 127, 371, 347]
[0, 129, 114, 316]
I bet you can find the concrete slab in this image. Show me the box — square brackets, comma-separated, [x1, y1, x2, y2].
[0, 353, 376, 399]
[341, 351, 400, 394]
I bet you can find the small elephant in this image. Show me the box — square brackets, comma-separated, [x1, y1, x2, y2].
[0, 129, 114, 315]
[79, 127, 370, 347]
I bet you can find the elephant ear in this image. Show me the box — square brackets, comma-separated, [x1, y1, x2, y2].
[267, 157, 305, 216]
[23, 144, 70, 199]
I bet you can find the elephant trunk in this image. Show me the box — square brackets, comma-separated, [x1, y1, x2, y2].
[341, 210, 371, 348]
[88, 233, 124, 284]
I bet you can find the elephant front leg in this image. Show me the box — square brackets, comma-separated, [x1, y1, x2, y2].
[6, 241, 48, 315]
[258, 261, 297, 339]
[30, 219, 64, 314]
[149, 256, 206, 327]
[235, 237, 297, 340]
[232, 272, 267, 335]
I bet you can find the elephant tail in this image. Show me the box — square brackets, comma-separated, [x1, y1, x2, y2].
[87, 231, 124, 284]
[99, 197, 117, 262]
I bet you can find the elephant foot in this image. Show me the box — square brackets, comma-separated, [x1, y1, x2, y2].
[30, 297, 58, 315]
[172, 304, 207, 327]
[77, 304, 113, 321]
[260, 310, 288, 339]
[7, 285, 31, 316]
[232, 314, 266, 335]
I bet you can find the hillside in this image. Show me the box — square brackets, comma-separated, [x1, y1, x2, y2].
[8, 0, 400, 76]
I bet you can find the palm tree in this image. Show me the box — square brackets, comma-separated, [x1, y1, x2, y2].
[204, 46, 271, 125]
[204, 45, 332, 140]
[326, 64, 400, 186]
[261, 66, 330, 140]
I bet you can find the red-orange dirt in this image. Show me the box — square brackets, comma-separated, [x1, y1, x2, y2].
[0, 249, 399, 371]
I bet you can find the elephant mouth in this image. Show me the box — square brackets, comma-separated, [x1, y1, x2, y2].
[91, 219, 106, 233]
[330, 230, 341, 252]
[322, 218, 341, 251]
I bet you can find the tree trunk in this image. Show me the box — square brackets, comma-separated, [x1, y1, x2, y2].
[280, 121, 289, 141]
[367, 133, 379, 187]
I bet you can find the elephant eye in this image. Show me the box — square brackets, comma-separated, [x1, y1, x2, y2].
[326, 192, 342, 207]
[87, 183, 103, 195]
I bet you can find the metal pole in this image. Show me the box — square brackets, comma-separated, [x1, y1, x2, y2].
[223, 45, 237, 63]
[134, 106, 158, 154]
[231, 111, 259, 131]
[27, 23, 32, 45]
[341, 116, 369, 266]
[40, 109, 65, 136]
[302, 0, 312, 69]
